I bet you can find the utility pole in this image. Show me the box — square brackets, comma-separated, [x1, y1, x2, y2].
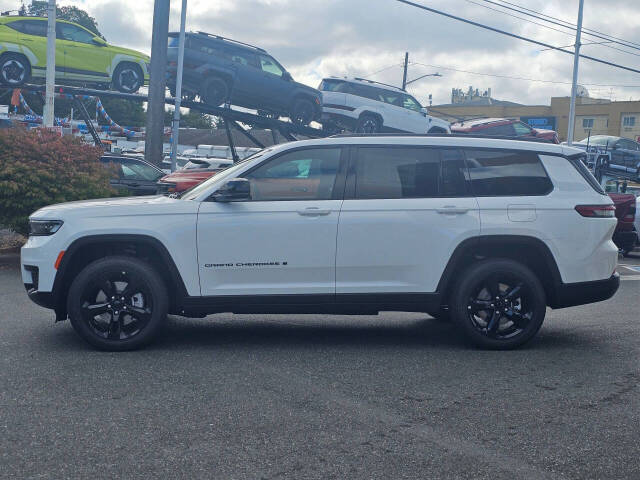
[567, 0, 584, 145]
[401, 51, 409, 90]
[170, 0, 187, 173]
[42, 0, 56, 128]
[145, 0, 170, 166]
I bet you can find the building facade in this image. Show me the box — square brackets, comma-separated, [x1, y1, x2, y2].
[430, 95, 640, 142]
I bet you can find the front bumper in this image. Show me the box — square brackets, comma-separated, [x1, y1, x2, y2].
[551, 273, 620, 309]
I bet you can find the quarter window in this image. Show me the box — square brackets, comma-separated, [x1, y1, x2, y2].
[245, 148, 342, 201]
[464, 149, 552, 196]
[354, 147, 468, 199]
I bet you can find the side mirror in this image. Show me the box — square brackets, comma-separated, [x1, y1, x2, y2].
[282, 71, 292, 82]
[92, 36, 107, 46]
[211, 178, 250, 202]
[420, 107, 428, 117]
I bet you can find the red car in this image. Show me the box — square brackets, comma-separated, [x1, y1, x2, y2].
[451, 118, 560, 143]
[156, 158, 231, 194]
[609, 192, 638, 256]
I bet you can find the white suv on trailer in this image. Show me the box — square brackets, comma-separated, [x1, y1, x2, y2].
[320, 77, 451, 135]
[22, 135, 619, 351]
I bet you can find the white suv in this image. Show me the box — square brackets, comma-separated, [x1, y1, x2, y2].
[22, 136, 619, 351]
[319, 77, 451, 135]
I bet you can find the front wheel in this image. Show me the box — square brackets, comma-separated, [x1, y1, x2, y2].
[67, 256, 168, 351]
[450, 259, 546, 350]
[113, 63, 144, 93]
[356, 114, 381, 134]
[290, 98, 315, 126]
[201, 77, 229, 106]
[0, 53, 31, 87]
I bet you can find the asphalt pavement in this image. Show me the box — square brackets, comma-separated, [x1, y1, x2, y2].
[1, 253, 639, 479]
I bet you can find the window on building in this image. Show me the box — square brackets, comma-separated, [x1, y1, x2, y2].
[623, 116, 636, 127]
[582, 118, 594, 129]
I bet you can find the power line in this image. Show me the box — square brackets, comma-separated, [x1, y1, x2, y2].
[392, 0, 640, 75]
[362, 62, 402, 78]
[409, 61, 640, 88]
[479, 0, 640, 56]
[493, 0, 640, 50]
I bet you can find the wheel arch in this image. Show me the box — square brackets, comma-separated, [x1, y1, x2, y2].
[436, 235, 563, 308]
[52, 234, 188, 319]
[427, 126, 448, 134]
[290, 92, 321, 117]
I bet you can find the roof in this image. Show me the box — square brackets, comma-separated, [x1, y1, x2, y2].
[168, 30, 266, 52]
[323, 76, 406, 93]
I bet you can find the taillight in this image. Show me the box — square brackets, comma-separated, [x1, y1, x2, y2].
[623, 206, 636, 222]
[575, 205, 616, 218]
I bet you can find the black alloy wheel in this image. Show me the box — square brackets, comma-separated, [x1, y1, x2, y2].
[356, 114, 381, 134]
[0, 54, 30, 86]
[450, 259, 546, 349]
[202, 77, 229, 107]
[291, 98, 315, 126]
[68, 256, 167, 351]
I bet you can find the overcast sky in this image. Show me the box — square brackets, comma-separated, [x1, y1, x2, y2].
[3, 0, 640, 106]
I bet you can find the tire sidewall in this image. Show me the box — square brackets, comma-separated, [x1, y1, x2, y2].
[113, 63, 143, 93]
[356, 115, 381, 133]
[67, 256, 168, 351]
[450, 259, 547, 350]
[0, 53, 31, 86]
[291, 98, 314, 126]
[202, 77, 229, 106]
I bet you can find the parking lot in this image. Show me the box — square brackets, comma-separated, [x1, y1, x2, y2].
[0, 252, 638, 479]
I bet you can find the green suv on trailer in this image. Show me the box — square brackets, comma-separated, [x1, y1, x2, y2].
[0, 16, 149, 93]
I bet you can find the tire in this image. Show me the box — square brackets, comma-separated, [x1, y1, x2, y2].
[201, 77, 229, 106]
[430, 309, 450, 322]
[290, 98, 315, 126]
[113, 63, 143, 93]
[67, 256, 168, 351]
[356, 114, 381, 134]
[0, 53, 31, 87]
[449, 259, 546, 350]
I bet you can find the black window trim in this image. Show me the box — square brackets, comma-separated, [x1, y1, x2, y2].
[345, 144, 473, 200]
[462, 147, 555, 198]
[209, 145, 349, 202]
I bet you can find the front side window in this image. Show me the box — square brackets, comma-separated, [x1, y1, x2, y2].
[513, 122, 533, 136]
[245, 148, 342, 201]
[354, 147, 468, 199]
[464, 149, 552, 196]
[482, 123, 516, 136]
[120, 160, 163, 181]
[57, 23, 95, 44]
[402, 95, 422, 112]
[259, 55, 283, 76]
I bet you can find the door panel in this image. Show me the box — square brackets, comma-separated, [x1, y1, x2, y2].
[336, 146, 480, 293]
[56, 22, 110, 81]
[197, 147, 345, 296]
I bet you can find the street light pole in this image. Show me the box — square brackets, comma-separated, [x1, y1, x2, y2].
[145, 0, 170, 166]
[401, 51, 409, 90]
[170, 0, 187, 173]
[567, 0, 585, 146]
[404, 72, 442, 87]
[42, 0, 56, 128]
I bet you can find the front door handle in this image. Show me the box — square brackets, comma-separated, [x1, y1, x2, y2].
[297, 207, 331, 216]
[436, 206, 469, 215]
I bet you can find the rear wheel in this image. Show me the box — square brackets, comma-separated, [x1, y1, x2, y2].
[0, 53, 31, 87]
[113, 63, 144, 93]
[356, 114, 381, 133]
[450, 259, 546, 350]
[67, 256, 168, 351]
[201, 77, 229, 106]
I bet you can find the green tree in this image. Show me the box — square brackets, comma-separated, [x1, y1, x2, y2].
[164, 109, 214, 129]
[28, 2, 103, 38]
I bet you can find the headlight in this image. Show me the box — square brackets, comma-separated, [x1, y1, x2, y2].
[29, 220, 63, 236]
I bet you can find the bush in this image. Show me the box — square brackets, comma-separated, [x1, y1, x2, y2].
[0, 128, 114, 235]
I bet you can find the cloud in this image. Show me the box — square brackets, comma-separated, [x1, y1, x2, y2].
[1, 0, 638, 105]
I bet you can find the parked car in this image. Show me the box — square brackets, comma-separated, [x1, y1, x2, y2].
[569, 135, 615, 169]
[0, 16, 149, 92]
[319, 77, 450, 134]
[156, 158, 233, 194]
[582, 136, 640, 183]
[23, 136, 619, 351]
[166, 31, 322, 125]
[451, 118, 559, 143]
[609, 193, 638, 255]
[100, 155, 165, 196]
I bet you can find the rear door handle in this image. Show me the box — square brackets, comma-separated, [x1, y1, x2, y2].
[436, 206, 469, 214]
[297, 207, 331, 216]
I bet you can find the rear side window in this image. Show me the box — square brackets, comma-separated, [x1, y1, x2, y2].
[354, 147, 468, 199]
[568, 153, 607, 195]
[464, 149, 552, 196]
[7, 19, 47, 36]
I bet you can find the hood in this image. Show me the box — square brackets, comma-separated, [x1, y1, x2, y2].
[160, 170, 219, 183]
[31, 195, 181, 219]
[532, 128, 559, 142]
[107, 44, 149, 62]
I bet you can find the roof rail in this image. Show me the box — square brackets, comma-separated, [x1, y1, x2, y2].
[353, 77, 404, 91]
[195, 31, 266, 52]
[330, 133, 555, 143]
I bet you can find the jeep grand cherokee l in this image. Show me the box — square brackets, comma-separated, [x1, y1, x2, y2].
[22, 136, 619, 351]
[166, 32, 322, 126]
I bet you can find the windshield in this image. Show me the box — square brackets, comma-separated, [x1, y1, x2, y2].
[181, 149, 269, 200]
[576, 136, 616, 146]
